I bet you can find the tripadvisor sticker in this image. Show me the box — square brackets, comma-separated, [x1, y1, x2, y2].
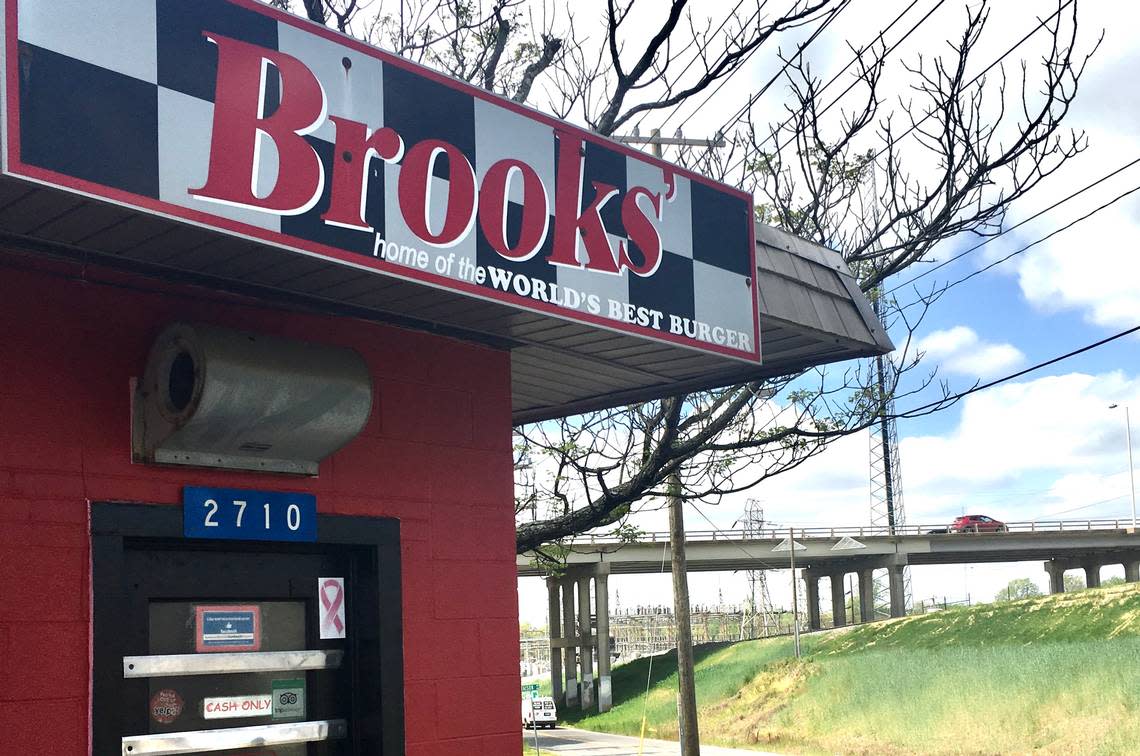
[272, 679, 305, 720]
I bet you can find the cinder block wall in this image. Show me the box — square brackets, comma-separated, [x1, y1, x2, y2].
[0, 260, 521, 754]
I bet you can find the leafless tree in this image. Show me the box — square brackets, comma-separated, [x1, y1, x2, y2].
[271, 0, 1096, 558]
[271, 0, 842, 130]
[270, 0, 563, 100]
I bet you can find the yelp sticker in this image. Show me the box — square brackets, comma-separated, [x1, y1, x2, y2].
[149, 688, 184, 724]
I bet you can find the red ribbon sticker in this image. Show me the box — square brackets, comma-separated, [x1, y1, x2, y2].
[149, 688, 184, 725]
[319, 577, 346, 639]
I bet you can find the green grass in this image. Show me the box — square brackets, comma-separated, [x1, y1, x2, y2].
[563, 583, 1140, 754]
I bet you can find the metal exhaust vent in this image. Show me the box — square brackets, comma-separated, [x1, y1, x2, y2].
[134, 323, 373, 475]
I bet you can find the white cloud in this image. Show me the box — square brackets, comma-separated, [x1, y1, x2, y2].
[1013, 202, 1140, 329]
[971, 1, 1140, 330]
[903, 371, 1140, 515]
[739, 369, 1137, 528]
[915, 326, 1025, 379]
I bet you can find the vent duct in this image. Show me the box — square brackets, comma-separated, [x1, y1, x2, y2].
[134, 323, 372, 475]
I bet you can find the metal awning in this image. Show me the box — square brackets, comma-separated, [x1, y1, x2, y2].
[0, 175, 891, 423]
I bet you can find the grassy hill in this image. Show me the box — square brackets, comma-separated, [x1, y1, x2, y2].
[559, 583, 1140, 754]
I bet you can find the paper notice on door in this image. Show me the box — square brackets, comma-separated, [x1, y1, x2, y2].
[195, 605, 262, 653]
[318, 577, 346, 640]
[203, 694, 273, 719]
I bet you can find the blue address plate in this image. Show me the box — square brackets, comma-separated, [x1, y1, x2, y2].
[184, 486, 317, 542]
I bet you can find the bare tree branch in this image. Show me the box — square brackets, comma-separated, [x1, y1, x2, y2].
[514, 0, 1095, 555]
[265, 0, 1095, 559]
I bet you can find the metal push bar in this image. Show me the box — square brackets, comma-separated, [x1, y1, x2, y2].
[121, 719, 347, 755]
[123, 649, 343, 678]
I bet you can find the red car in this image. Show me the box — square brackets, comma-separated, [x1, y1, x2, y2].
[950, 514, 1008, 533]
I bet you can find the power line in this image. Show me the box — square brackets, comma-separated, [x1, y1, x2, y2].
[836, 0, 1081, 294]
[857, 0, 1075, 169]
[689, 500, 785, 570]
[887, 156, 1140, 295]
[719, 0, 954, 179]
[719, 0, 1074, 205]
[673, 0, 857, 138]
[897, 324, 1140, 420]
[898, 175, 1140, 310]
[732, 0, 937, 157]
[1035, 495, 1129, 520]
[712, 0, 1082, 323]
[744, 0, 1083, 309]
[636, 0, 753, 136]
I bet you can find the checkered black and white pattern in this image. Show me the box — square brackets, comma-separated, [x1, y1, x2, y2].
[11, 0, 756, 357]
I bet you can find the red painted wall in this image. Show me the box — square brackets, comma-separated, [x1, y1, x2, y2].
[0, 259, 522, 754]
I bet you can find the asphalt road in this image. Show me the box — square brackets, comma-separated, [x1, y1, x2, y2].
[523, 726, 780, 755]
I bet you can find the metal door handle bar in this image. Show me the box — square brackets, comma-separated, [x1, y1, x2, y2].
[122, 718, 347, 755]
[123, 649, 343, 678]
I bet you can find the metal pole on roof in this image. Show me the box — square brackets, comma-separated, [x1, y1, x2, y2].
[614, 128, 725, 157]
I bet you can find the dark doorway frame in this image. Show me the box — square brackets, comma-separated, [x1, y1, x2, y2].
[90, 501, 404, 755]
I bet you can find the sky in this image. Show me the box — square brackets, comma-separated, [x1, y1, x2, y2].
[515, 0, 1140, 626]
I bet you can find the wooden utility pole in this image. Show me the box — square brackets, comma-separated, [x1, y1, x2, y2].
[668, 472, 700, 755]
[621, 131, 718, 754]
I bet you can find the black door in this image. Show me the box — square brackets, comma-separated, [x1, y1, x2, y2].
[92, 503, 404, 756]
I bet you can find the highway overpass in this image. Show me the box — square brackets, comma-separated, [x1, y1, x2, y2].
[523, 518, 1140, 706]
[517, 518, 1140, 576]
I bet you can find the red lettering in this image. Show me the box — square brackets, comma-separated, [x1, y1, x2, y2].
[190, 33, 326, 215]
[321, 117, 404, 230]
[618, 186, 663, 276]
[397, 139, 477, 247]
[548, 132, 619, 273]
[187, 37, 672, 283]
[478, 159, 549, 261]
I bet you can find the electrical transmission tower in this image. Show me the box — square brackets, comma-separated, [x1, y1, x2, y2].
[738, 499, 781, 639]
[868, 291, 912, 617]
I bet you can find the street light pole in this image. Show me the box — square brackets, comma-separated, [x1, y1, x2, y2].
[789, 528, 801, 659]
[1129, 407, 1137, 531]
[1111, 404, 1136, 530]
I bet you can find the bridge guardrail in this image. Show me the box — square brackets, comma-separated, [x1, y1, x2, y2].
[568, 518, 1135, 545]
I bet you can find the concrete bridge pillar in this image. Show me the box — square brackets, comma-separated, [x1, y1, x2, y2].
[830, 573, 847, 628]
[576, 573, 594, 709]
[888, 564, 906, 618]
[546, 577, 564, 705]
[1126, 560, 1140, 583]
[858, 569, 876, 623]
[804, 572, 821, 630]
[1084, 562, 1102, 589]
[1044, 560, 1066, 594]
[595, 567, 612, 713]
[561, 575, 578, 708]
